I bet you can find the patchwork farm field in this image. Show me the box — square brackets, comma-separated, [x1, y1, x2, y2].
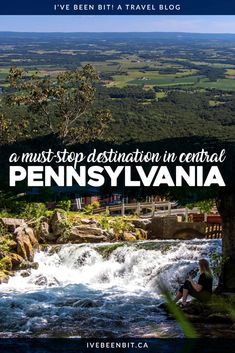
[0, 32, 235, 142]
[1, 32, 235, 92]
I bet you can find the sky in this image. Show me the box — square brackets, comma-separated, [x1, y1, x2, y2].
[0, 15, 235, 33]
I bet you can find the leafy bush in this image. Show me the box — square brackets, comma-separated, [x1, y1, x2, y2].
[57, 200, 71, 212]
[99, 217, 110, 231]
[83, 201, 100, 215]
[187, 199, 214, 214]
[45, 210, 53, 218]
[0, 224, 7, 237]
[110, 217, 134, 240]
[0, 226, 17, 255]
[20, 202, 47, 220]
[210, 251, 229, 277]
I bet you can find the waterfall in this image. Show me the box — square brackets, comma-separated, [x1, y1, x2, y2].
[0, 239, 221, 338]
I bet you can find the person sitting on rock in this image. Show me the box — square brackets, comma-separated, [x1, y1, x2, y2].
[175, 259, 213, 306]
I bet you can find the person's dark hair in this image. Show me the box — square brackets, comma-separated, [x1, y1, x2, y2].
[199, 259, 212, 277]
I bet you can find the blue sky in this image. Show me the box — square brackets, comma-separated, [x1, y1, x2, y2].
[0, 16, 235, 33]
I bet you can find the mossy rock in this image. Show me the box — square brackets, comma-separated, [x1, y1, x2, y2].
[5, 239, 17, 251]
[0, 235, 17, 253]
[3, 270, 14, 276]
[123, 232, 136, 241]
[135, 228, 147, 240]
[0, 256, 12, 271]
[207, 313, 233, 324]
[9, 253, 24, 269]
[96, 244, 123, 258]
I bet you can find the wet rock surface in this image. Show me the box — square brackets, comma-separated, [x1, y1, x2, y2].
[169, 298, 235, 338]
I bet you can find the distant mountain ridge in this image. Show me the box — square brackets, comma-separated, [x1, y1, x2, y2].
[0, 31, 235, 41]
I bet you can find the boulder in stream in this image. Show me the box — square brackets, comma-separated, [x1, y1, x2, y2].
[20, 270, 31, 278]
[72, 299, 99, 308]
[19, 260, 39, 270]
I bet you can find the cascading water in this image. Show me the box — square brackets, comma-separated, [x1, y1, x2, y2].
[0, 239, 221, 338]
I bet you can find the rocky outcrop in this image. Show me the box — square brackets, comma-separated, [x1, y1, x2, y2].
[161, 297, 235, 338]
[25, 227, 39, 248]
[0, 214, 154, 286]
[35, 217, 51, 242]
[9, 253, 24, 268]
[57, 226, 107, 243]
[80, 218, 100, 227]
[47, 214, 152, 244]
[123, 232, 136, 241]
[136, 228, 148, 240]
[0, 256, 12, 271]
[0, 218, 26, 232]
[132, 219, 151, 230]
[51, 211, 67, 237]
[73, 225, 103, 236]
[14, 226, 39, 262]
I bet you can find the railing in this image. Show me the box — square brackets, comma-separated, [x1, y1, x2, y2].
[92, 201, 178, 216]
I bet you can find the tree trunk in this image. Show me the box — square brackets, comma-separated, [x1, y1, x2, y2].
[217, 190, 235, 292]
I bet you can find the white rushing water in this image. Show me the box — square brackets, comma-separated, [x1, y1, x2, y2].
[0, 239, 221, 338]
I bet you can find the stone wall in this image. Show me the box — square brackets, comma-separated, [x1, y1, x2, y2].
[148, 216, 206, 239]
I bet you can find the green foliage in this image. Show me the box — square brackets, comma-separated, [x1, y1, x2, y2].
[57, 200, 71, 212]
[5, 65, 112, 145]
[0, 256, 12, 271]
[187, 199, 214, 214]
[208, 295, 235, 322]
[83, 201, 100, 215]
[0, 211, 11, 218]
[209, 251, 229, 277]
[50, 208, 72, 242]
[110, 217, 134, 240]
[91, 214, 136, 240]
[135, 228, 147, 240]
[99, 217, 110, 231]
[20, 202, 47, 220]
[0, 224, 7, 237]
[44, 210, 53, 218]
[56, 220, 72, 242]
[52, 208, 67, 216]
[0, 34, 235, 146]
[0, 236, 13, 253]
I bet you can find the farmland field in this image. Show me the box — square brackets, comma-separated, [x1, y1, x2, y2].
[1, 32, 235, 92]
[0, 32, 235, 143]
